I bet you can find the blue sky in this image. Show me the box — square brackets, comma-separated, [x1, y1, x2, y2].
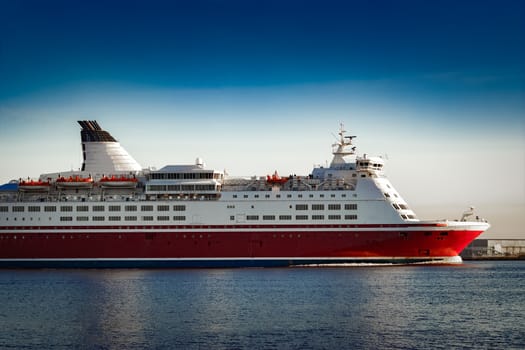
[0, 0, 524, 237]
[1, 0, 523, 94]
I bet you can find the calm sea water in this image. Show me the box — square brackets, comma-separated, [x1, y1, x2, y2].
[0, 261, 523, 350]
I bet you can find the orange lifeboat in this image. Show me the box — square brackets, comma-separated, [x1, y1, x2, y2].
[266, 171, 288, 185]
[99, 175, 138, 188]
[18, 179, 51, 191]
[55, 175, 94, 188]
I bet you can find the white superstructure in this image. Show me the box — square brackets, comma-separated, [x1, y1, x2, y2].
[0, 122, 436, 226]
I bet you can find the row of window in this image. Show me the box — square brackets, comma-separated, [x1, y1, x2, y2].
[400, 214, 417, 220]
[52, 214, 361, 222]
[357, 161, 383, 169]
[2, 205, 187, 213]
[150, 172, 219, 180]
[391, 203, 416, 219]
[236, 214, 358, 221]
[232, 193, 352, 199]
[3, 203, 360, 213]
[3, 214, 359, 223]
[296, 204, 358, 210]
[147, 184, 217, 192]
[59, 216, 187, 222]
[392, 203, 409, 210]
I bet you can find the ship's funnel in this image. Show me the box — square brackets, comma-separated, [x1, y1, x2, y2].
[78, 120, 142, 173]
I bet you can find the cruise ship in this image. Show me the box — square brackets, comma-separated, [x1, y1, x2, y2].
[0, 121, 489, 267]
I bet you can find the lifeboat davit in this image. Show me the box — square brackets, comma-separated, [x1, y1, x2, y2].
[18, 179, 51, 191]
[99, 175, 138, 188]
[55, 175, 94, 189]
[266, 171, 288, 185]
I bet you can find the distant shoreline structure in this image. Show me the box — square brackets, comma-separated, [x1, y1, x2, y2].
[461, 239, 525, 260]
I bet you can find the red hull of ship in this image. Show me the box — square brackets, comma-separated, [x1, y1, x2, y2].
[0, 224, 483, 267]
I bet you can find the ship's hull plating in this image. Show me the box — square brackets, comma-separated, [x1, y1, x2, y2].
[0, 224, 484, 268]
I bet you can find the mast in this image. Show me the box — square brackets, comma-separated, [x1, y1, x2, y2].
[330, 123, 356, 166]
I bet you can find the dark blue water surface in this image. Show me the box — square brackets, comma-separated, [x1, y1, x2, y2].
[0, 261, 524, 350]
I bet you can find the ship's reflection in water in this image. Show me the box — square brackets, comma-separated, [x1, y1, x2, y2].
[76, 270, 152, 349]
[0, 262, 523, 349]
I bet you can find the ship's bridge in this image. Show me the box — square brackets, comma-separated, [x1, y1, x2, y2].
[356, 156, 385, 176]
